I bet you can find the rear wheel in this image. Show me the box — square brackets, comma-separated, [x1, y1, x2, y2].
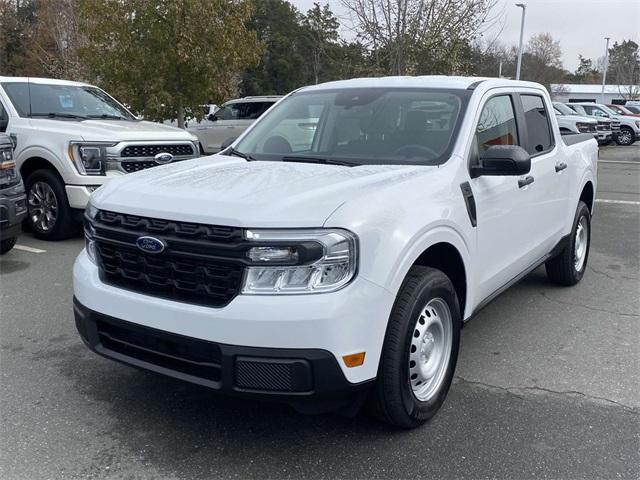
[370, 266, 461, 428]
[545, 201, 591, 286]
[25, 169, 78, 240]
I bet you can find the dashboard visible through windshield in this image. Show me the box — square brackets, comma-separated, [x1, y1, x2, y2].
[234, 88, 471, 166]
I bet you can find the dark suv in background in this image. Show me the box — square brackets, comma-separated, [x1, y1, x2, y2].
[0, 133, 27, 254]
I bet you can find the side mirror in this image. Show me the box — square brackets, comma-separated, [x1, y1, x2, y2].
[208, 113, 217, 121]
[471, 145, 531, 178]
[0, 118, 7, 132]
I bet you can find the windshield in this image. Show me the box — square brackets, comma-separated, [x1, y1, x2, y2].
[234, 88, 470, 166]
[553, 103, 576, 115]
[599, 105, 619, 116]
[1, 82, 135, 120]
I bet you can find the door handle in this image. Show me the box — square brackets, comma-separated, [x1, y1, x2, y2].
[555, 162, 567, 172]
[518, 175, 534, 188]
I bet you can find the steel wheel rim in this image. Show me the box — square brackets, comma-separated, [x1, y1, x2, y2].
[408, 297, 453, 402]
[574, 216, 588, 272]
[28, 181, 58, 233]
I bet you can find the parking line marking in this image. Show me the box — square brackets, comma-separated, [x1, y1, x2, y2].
[599, 160, 640, 165]
[595, 199, 640, 205]
[13, 245, 47, 253]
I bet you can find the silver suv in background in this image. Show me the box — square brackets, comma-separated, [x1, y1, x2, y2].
[189, 96, 281, 154]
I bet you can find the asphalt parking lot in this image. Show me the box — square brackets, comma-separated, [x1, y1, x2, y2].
[1, 146, 639, 479]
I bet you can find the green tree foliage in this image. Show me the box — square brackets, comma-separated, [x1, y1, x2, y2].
[78, 0, 261, 127]
[607, 40, 640, 99]
[0, 0, 38, 75]
[301, 2, 340, 84]
[566, 55, 601, 84]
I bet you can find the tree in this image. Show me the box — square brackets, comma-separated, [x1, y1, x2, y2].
[240, 0, 308, 96]
[607, 40, 640, 100]
[78, 0, 261, 127]
[568, 55, 601, 84]
[526, 33, 562, 68]
[0, 0, 38, 75]
[341, 0, 497, 76]
[302, 2, 340, 84]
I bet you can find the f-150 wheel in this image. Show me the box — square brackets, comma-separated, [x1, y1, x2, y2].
[371, 266, 461, 428]
[545, 201, 591, 286]
[615, 126, 635, 146]
[25, 169, 78, 240]
[0, 237, 17, 254]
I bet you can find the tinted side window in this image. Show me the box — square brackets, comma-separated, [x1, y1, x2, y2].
[475, 95, 519, 153]
[521, 95, 553, 155]
[0, 102, 7, 132]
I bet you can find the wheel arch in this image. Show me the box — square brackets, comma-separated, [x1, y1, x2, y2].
[579, 180, 595, 214]
[20, 156, 61, 182]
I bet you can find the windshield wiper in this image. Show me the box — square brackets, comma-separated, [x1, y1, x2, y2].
[30, 112, 88, 119]
[86, 114, 128, 120]
[282, 156, 358, 167]
[225, 147, 257, 161]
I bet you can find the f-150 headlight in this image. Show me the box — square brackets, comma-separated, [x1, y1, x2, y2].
[241, 229, 358, 294]
[576, 122, 595, 133]
[69, 142, 116, 175]
[0, 147, 19, 187]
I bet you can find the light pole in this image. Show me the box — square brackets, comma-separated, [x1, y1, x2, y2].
[601, 37, 610, 103]
[515, 3, 526, 80]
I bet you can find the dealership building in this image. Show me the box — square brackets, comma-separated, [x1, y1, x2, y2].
[550, 84, 640, 104]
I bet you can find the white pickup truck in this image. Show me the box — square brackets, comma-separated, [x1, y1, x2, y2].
[74, 77, 597, 428]
[0, 77, 199, 240]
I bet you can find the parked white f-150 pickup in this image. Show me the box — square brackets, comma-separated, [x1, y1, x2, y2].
[0, 76, 199, 240]
[74, 77, 597, 428]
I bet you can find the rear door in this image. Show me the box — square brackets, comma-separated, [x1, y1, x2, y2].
[517, 93, 568, 253]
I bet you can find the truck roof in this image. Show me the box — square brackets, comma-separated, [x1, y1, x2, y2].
[298, 76, 546, 92]
[0, 76, 92, 87]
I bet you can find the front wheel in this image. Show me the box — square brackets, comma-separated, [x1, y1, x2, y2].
[370, 266, 461, 428]
[0, 237, 17, 254]
[545, 201, 591, 286]
[25, 169, 78, 240]
[615, 126, 635, 146]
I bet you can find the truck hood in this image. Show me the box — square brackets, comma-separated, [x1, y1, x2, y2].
[29, 118, 196, 142]
[92, 155, 429, 227]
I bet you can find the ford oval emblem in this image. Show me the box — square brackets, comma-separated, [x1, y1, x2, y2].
[136, 236, 166, 254]
[154, 152, 174, 164]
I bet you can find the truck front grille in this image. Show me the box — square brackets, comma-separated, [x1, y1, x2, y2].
[596, 121, 611, 132]
[90, 210, 245, 308]
[121, 144, 195, 158]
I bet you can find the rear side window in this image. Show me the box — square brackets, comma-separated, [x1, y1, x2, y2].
[521, 95, 554, 155]
[475, 95, 519, 153]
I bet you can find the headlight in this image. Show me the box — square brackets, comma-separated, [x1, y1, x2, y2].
[576, 122, 594, 133]
[84, 202, 99, 263]
[242, 229, 358, 294]
[68, 142, 116, 175]
[0, 147, 18, 187]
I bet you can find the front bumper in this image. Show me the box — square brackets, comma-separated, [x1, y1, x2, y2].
[0, 181, 27, 240]
[73, 250, 394, 409]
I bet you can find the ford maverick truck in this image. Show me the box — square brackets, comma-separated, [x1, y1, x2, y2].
[74, 77, 597, 428]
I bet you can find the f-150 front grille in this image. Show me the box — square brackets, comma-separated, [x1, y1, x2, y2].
[90, 210, 245, 307]
[610, 121, 621, 131]
[596, 121, 611, 132]
[121, 144, 195, 158]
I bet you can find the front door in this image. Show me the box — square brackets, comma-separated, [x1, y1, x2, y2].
[470, 93, 539, 301]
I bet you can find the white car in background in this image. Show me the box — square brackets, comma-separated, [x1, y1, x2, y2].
[189, 96, 281, 154]
[551, 102, 598, 140]
[0, 76, 199, 240]
[567, 102, 638, 146]
[553, 102, 612, 145]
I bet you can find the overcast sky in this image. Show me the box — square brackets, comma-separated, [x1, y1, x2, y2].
[291, 0, 640, 72]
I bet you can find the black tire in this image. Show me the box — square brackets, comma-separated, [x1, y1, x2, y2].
[25, 169, 78, 241]
[615, 126, 635, 146]
[545, 201, 591, 286]
[0, 237, 17, 254]
[370, 266, 461, 428]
